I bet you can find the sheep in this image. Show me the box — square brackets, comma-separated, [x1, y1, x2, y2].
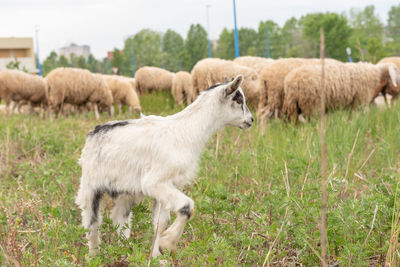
[378, 57, 400, 69]
[171, 71, 193, 105]
[191, 58, 259, 106]
[377, 57, 400, 103]
[233, 56, 275, 73]
[45, 68, 114, 119]
[135, 66, 175, 94]
[257, 58, 341, 122]
[282, 62, 400, 123]
[0, 69, 48, 114]
[75, 75, 254, 257]
[124, 77, 138, 93]
[102, 75, 142, 114]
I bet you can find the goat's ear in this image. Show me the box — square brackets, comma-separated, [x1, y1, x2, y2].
[224, 75, 243, 96]
[388, 65, 398, 87]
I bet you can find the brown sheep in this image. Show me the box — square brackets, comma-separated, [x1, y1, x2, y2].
[282, 62, 400, 123]
[171, 71, 193, 105]
[45, 68, 113, 119]
[103, 75, 142, 114]
[257, 58, 342, 122]
[0, 69, 47, 114]
[135, 66, 174, 94]
[191, 58, 259, 106]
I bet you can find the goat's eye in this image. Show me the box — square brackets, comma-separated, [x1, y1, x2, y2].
[232, 91, 244, 105]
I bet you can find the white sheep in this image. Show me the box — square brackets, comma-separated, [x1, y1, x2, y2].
[75, 75, 254, 257]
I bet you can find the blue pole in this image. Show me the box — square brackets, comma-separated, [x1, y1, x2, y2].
[179, 57, 182, 71]
[131, 37, 135, 77]
[348, 56, 352, 62]
[233, 0, 240, 58]
[35, 26, 42, 76]
[266, 23, 271, 58]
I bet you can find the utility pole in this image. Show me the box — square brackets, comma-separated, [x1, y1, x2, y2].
[35, 25, 43, 76]
[131, 36, 136, 77]
[206, 5, 212, 58]
[233, 0, 240, 58]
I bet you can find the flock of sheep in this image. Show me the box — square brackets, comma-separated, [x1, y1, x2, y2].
[1, 56, 400, 122]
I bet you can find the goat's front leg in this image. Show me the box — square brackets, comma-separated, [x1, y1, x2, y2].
[145, 183, 194, 257]
[151, 200, 171, 258]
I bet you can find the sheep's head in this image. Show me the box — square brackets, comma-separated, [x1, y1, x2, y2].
[211, 75, 254, 129]
[379, 63, 400, 99]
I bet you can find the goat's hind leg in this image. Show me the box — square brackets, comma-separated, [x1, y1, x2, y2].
[76, 189, 104, 254]
[110, 193, 143, 239]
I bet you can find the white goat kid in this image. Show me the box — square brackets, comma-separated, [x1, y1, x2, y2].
[75, 75, 254, 257]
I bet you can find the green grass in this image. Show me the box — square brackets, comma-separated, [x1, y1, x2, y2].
[1, 91, 400, 266]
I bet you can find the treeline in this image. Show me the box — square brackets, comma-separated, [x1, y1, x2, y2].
[42, 4, 400, 76]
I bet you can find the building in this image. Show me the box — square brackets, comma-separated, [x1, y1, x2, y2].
[59, 43, 90, 60]
[0, 37, 38, 73]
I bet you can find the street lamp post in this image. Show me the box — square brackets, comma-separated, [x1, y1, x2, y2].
[35, 25, 43, 76]
[206, 5, 212, 58]
[131, 36, 136, 77]
[233, 0, 240, 58]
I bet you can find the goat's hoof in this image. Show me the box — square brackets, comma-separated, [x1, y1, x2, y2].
[158, 236, 177, 254]
[151, 248, 163, 258]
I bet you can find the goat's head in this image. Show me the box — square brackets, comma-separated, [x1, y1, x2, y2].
[209, 75, 254, 129]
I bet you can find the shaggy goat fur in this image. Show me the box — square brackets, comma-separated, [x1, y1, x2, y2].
[0, 69, 47, 114]
[45, 68, 113, 119]
[171, 71, 193, 105]
[282, 62, 400, 122]
[191, 58, 259, 106]
[233, 56, 275, 73]
[75, 75, 254, 257]
[257, 58, 341, 121]
[103, 75, 142, 114]
[135, 66, 174, 94]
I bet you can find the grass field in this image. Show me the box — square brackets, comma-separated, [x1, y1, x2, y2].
[1, 91, 400, 266]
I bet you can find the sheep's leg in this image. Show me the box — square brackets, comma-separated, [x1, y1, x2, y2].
[110, 193, 143, 239]
[79, 190, 104, 254]
[117, 103, 122, 114]
[108, 105, 114, 117]
[151, 200, 171, 258]
[93, 103, 100, 120]
[10, 101, 17, 114]
[146, 184, 194, 256]
[128, 106, 133, 114]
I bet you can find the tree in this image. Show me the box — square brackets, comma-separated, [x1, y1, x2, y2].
[280, 17, 314, 58]
[238, 27, 258, 56]
[182, 24, 208, 71]
[128, 29, 163, 71]
[216, 28, 235, 59]
[348, 5, 385, 62]
[257, 20, 283, 58]
[386, 4, 400, 56]
[42, 51, 58, 75]
[162, 29, 184, 72]
[302, 12, 352, 61]
[111, 49, 125, 74]
[58, 56, 69, 67]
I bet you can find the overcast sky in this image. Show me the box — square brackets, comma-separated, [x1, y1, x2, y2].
[1, 0, 398, 60]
